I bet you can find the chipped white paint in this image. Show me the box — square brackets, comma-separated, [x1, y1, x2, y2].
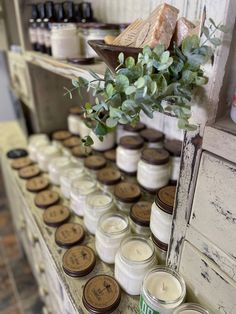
[180, 241, 236, 314]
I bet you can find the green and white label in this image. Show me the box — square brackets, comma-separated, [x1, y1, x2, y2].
[139, 295, 160, 314]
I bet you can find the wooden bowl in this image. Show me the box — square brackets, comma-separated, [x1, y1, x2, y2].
[88, 40, 142, 72]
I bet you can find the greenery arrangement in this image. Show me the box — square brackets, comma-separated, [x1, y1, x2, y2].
[65, 19, 227, 146]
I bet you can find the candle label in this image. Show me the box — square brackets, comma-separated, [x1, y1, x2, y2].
[139, 295, 160, 314]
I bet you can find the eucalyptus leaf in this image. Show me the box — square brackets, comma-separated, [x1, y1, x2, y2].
[106, 83, 114, 98]
[106, 117, 118, 128]
[82, 135, 94, 146]
[160, 51, 170, 64]
[134, 77, 145, 89]
[94, 122, 108, 136]
[125, 86, 136, 95]
[118, 52, 124, 64]
[115, 74, 129, 92]
[125, 56, 135, 69]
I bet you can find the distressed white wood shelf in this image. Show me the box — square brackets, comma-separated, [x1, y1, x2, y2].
[24, 51, 106, 81]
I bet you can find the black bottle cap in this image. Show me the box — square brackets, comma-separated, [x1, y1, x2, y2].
[55, 3, 65, 23]
[78, 2, 94, 23]
[7, 148, 28, 159]
[45, 1, 55, 21]
[63, 1, 75, 23]
[30, 4, 38, 21]
[37, 3, 45, 20]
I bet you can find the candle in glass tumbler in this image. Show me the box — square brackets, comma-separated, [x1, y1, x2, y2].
[173, 303, 210, 314]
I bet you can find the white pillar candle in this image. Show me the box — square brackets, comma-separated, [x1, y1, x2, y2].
[140, 266, 186, 314]
[115, 236, 156, 295]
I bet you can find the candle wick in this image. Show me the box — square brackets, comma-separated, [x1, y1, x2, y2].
[162, 282, 166, 291]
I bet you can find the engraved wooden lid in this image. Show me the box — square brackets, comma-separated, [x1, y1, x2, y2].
[52, 130, 72, 141]
[130, 201, 152, 227]
[62, 246, 96, 277]
[7, 148, 28, 159]
[141, 148, 169, 165]
[140, 128, 164, 143]
[43, 205, 71, 227]
[55, 223, 85, 248]
[19, 165, 41, 179]
[119, 135, 144, 150]
[164, 140, 182, 157]
[71, 145, 92, 158]
[63, 136, 81, 148]
[26, 176, 50, 193]
[104, 149, 116, 162]
[114, 182, 141, 203]
[69, 106, 84, 115]
[124, 122, 146, 133]
[151, 232, 168, 251]
[84, 155, 107, 170]
[34, 190, 60, 209]
[83, 275, 121, 313]
[155, 185, 176, 214]
[97, 167, 121, 186]
[11, 157, 32, 170]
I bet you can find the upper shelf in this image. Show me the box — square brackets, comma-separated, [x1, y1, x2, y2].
[24, 51, 106, 81]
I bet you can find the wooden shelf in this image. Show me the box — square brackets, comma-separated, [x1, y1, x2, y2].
[24, 51, 106, 81]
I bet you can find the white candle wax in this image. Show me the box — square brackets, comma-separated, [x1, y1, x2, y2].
[145, 271, 182, 301]
[180, 311, 201, 314]
[122, 240, 153, 261]
[89, 194, 112, 208]
[101, 216, 127, 233]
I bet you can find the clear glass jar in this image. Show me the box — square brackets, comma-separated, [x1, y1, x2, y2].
[151, 233, 167, 265]
[115, 235, 156, 295]
[51, 23, 79, 59]
[150, 186, 176, 246]
[28, 134, 49, 162]
[52, 130, 72, 151]
[95, 212, 130, 264]
[97, 167, 121, 194]
[84, 155, 107, 179]
[48, 156, 72, 185]
[137, 148, 170, 191]
[70, 176, 97, 217]
[173, 303, 210, 314]
[140, 266, 186, 314]
[130, 201, 152, 237]
[114, 182, 141, 214]
[60, 166, 84, 199]
[37, 145, 61, 172]
[71, 145, 92, 164]
[90, 131, 116, 151]
[117, 136, 144, 174]
[164, 140, 182, 182]
[140, 128, 164, 149]
[84, 191, 114, 235]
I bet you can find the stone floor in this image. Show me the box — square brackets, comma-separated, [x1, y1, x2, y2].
[0, 170, 43, 314]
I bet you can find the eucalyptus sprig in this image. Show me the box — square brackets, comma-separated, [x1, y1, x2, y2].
[65, 19, 227, 145]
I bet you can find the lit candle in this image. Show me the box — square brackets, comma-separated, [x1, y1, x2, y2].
[140, 266, 186, 313]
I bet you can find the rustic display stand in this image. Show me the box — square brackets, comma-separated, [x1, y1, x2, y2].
[0, 0, 235, 313]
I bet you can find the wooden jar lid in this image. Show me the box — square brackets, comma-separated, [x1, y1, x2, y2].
[72, 145, 92, 158]
[11, 157, 32, 170]
[84, 155, 107, 170]
[119, 135, 144, 150]
[164, 140, 182, 157]
[124, 122, 146, 132]
[97, 167, 121, 186]
[43, 205, 71, 227]
[52, 130, 72, 141]
[155, 185, 176, 214]
[151, 232, 168, 251]
[130, 201, 152, 227]
[114, 182, 141, 203]
[7, 148, 28, 159]
[62, 246, 96, 277]
[63, 136, 81, 148]
[141, 148, 169, 165]
[55, 223, 85, 248]
[83, 275, 121, 314]
[19, 165, 41, 179]
[104, 149, 116, 162]
[26, 176, 50, 193]
[140, 128, 164, 143]
[69, 106, 84, 115]
[34, 190, 60, 209]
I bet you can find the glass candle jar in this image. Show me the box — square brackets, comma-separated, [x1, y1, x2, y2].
[79, 119, 91, 138]
[140, 266, 186, 314]
[151, 233, 168, 265]
[115, 235, 156, 295]
[137, 148, 170, 191]
[97, 167, 121, 194]
[117, 136, 144, 174]
[60, 166, 84, 199]
[95, 212, 130, 264]
[71, 145, 92, 164]
[51, 23, 80, 59]
[140, 128, 164, 148]
[130, 201, 152, 237]
[114, 182, 141, 213]
[84, 155, 107, 178]
[62, 136, 81, 156]
[122, 122, 146, 137]
[116, 124, 125, 144]
[67, 106, 84, 135]
[48, 156, 72, 185]
[28, 134, 50, 162]
[52, 130, 72, 150]
[173, 303, 210, 314]
[164, 140, 182, 183]
[90, 131, 116, 152]
[70, 176, 97, 217]
[37, 145, 61, 172]
[150, 185, 176, 245]
[84, 191, 114, 235]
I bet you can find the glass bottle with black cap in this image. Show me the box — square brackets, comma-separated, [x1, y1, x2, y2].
[36, 3, 46, 53]
[43, 1, 56, 55]
[28, 4, 38, 51]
